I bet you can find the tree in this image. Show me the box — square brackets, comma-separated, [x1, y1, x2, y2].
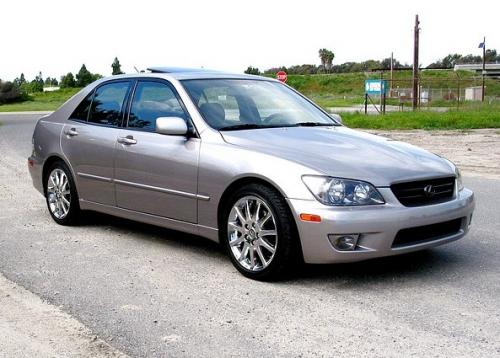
[287, 64, 319, 74]
[13, 73, 27, 87]
[244, 66, 260, 75]
[76, 64, 93, 87]
[111, 57, 124, 75]
[485, 49, 500, 63]
[27, 71, 44, 92]
[91, 73, 103, 82]
[60, 72, 76, 88]
[380, 57, 402, 69]
[263, 66, 288, 75]
[318, 48, 335, 73]
[0, 80, 26, 104]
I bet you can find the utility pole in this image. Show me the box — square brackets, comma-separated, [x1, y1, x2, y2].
[390, 52, 394, 93]
[412, 15, 420, 110]
[481, 36, 486, 102]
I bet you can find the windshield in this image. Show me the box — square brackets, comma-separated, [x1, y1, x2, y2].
[181, 79, 339, 130]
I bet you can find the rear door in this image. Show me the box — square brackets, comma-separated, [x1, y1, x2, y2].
[61, 80, 132, 205]
[114, 79, 200, 223]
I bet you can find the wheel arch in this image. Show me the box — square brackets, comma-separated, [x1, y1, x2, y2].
[217, 176, 303, 255]
[217, 175, 305, 269]
[218, 177, 283, 223]
[42, 155, 76, 194]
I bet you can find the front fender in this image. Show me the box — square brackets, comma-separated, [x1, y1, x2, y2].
[197, 141, 320, 231]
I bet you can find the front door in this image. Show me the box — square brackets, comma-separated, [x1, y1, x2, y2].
[114, 80, 200, 223]
[61, 80, 132, 205]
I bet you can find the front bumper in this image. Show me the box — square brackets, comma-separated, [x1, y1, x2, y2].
[287, 187, 475, 264]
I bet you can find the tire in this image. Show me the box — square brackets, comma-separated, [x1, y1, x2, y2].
[220, 183, 301, 281]
[44, 161, 80, 225]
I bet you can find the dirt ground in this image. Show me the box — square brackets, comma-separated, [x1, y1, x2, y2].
[0, 274, 127, 358]
[367, 129, 500, 180]
[1, 115, 499, 357]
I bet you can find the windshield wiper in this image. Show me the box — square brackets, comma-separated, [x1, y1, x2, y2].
[292, 122, 337, 127]
[219, 124, 267, 131]
[219, 122, 337, 131]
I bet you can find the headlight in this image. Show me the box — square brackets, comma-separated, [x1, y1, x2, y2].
[302, 175, 385, 206]
[455, 167, 464, 191]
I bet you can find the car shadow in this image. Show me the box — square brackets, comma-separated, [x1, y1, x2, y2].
[78, 210, 225, 258]
[78, 211, 471, 286]
[293, 249, 463, 284]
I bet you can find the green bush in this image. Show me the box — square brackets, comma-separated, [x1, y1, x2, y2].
[0, 80, 28, 104]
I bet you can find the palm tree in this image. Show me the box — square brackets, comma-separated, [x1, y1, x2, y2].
[318, 48, 335, 73]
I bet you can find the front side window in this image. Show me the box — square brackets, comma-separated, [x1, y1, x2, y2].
[128, 81, 187, 132]
[88, 81, 131, 127]
[181, 79, 338, 130]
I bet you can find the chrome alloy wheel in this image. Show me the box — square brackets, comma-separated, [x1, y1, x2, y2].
[47, 168, 71, 219]
[227, 196, 278, 271]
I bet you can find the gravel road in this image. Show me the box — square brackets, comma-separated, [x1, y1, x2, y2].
[0, 113, 499, 357]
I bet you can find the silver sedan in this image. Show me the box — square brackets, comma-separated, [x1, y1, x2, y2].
[28, 68, 475, 280]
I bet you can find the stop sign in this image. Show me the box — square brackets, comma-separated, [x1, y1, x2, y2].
[276, 71, 287, 83]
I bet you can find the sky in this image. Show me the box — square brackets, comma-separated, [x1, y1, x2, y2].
[0, 0, 498, 81]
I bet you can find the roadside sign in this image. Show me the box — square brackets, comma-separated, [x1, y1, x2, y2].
[276, 71, 287, 83]
[365, 79, 388, 94]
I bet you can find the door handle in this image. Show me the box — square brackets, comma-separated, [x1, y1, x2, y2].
[64, 128, 78, 137]
[117, 135, 137, 145]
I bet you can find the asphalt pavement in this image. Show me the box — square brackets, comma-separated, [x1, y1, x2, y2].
[0, 113, 499, 357]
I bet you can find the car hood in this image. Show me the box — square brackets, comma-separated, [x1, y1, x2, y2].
[220, 126, 455, 187]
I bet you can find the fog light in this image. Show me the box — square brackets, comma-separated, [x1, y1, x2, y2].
[328, 234, 359, 251]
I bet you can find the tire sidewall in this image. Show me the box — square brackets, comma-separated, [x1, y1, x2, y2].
[44, 161, 79, 225]
[221, 184, 297, 280]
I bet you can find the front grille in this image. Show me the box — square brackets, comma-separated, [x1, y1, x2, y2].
[391, 176, 455, 207]
[392, 218, 463, 248]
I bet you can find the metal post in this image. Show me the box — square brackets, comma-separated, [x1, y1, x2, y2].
[364, 93, 368, 114]
[380, 72, 383, 112]
[482, 36, 486, 102]
[412, 15, 420, 111]
[390, 52, 394, 94]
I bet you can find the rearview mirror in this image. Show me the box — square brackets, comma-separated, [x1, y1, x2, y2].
[156, 117, 188, 136]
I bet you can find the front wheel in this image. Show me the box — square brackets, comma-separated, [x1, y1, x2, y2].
[45, 161, 80, 225]
[221, 184, 300, 280]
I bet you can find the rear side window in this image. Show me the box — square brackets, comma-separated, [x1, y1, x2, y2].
[70, 92, 92, 121]
[88, 81, 131, 127]
[128, 81, 187, 132]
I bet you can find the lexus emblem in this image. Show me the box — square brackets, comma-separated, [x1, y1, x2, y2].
[423, 184, 435, 197]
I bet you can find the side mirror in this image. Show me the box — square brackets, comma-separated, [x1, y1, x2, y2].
[156, 117, 188, 136]
[330, 113, 343, 124]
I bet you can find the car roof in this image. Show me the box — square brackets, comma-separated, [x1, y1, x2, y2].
[103, 67, 275, 81]
[147, 66, 216, 74]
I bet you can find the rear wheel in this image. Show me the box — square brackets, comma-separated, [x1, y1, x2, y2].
[45, 161, 80, 225]
[221, 183, 300, 280]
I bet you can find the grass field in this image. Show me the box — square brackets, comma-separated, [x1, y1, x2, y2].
[282, 70, 500, 108]
[341, 103, 500, 129]
[0, 88, 80, 112]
